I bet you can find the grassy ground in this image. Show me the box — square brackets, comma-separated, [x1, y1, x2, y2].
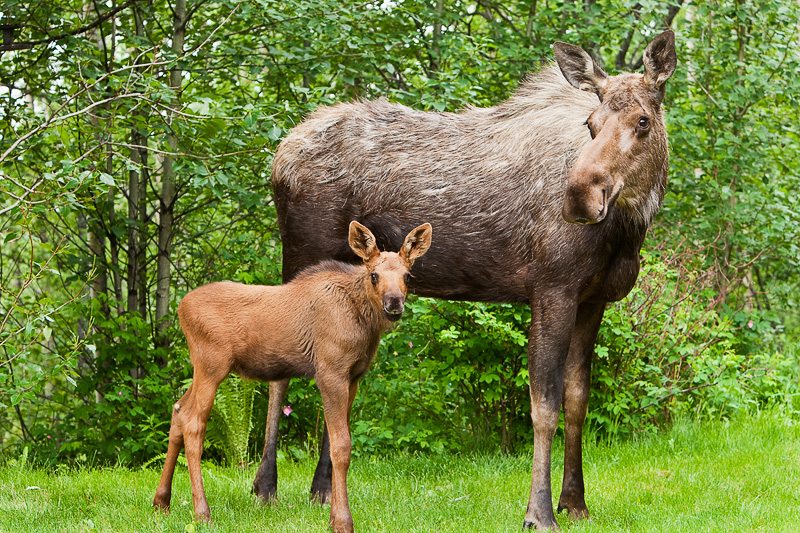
[1, 413, 798, 532]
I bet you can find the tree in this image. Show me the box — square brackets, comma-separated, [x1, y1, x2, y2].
[1, 0, 797, 463]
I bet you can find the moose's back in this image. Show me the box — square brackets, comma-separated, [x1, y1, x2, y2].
[272, 66, 603, 302]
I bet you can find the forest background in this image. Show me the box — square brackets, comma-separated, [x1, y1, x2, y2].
[1, 0, 798, 467]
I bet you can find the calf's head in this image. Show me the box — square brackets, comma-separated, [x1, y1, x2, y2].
[554, 30, 676, 224]
[348, 221, 433, 321]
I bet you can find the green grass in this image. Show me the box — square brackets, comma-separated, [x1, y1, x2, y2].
[1, 413, 799, 532]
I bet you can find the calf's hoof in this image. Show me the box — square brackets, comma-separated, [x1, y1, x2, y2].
[330, 514, 354, 533]
[152, 490, 171, 512]
[194, 505, 211, 523]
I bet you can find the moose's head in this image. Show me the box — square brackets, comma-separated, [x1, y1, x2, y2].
[554, 30, 676, 225]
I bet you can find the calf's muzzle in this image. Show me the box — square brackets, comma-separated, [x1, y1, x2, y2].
[383, 294, 405, 321]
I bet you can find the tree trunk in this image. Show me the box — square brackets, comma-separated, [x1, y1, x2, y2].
[84, 0, 112, 321]
[154, 0, 186, 350]
[431, 0, 445, 72]
[717, 2, 748, 304]
[525, 0, 538, 43]
[127, 3, 148, 319]
[127, 139, 142, 315]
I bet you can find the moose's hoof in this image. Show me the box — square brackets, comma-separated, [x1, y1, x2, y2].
[522, 516, 560, 530]
[311, 489, 332, 505]
[557, 499, 590, 520]
[252, 482, 278, 503]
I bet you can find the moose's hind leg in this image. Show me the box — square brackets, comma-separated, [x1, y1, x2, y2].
[310, 425, 333, 504]
[253, 379, 289, 502]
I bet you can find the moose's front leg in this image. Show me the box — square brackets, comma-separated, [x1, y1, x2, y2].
[558, 301, 605, 520]
[523, 290, 578, 530]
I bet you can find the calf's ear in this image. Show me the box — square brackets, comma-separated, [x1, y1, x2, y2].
[399, 223, 432, 266]
[348, 221, 380, 262]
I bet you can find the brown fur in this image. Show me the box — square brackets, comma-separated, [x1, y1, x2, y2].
[153, 222, 432, 533]
[255, 32, 677, 530]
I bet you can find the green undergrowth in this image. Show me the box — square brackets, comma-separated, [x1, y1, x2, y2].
[1, 412, 798, 532]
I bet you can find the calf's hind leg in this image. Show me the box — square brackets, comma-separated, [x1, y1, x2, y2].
[154, 357, 226, 522]
[153, 385, 192, 511]
[183, 366, 225, 521]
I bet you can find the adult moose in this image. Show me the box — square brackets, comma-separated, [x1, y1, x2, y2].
[254, 31, 676, 529]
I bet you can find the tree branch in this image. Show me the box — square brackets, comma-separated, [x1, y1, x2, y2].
[0, 0, 139, 52]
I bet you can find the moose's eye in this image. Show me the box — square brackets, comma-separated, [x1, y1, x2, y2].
[637, 116, 650, 130]
[584, 118, 596, 139]
[370, 273, 379, 285]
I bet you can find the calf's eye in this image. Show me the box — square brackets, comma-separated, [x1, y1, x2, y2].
[370, 273, 379, 285]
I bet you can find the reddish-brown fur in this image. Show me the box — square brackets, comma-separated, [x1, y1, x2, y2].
[254, 31, 677, 530]
[152, 221, 432, 533]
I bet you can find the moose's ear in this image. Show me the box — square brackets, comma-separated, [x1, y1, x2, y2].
[643, 30, 676, 97]
[399, 223, 432, 266]
[348, 221, 380, 262]
[553, 42, 608, 99]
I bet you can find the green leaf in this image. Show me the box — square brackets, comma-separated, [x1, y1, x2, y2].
[267, 124, 283, 141]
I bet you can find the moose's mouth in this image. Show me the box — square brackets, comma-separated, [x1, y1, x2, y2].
[561, 180, 624, 225]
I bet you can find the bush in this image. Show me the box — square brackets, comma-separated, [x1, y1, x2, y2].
[44, 313, 188, 465]
[591, 243, 800, 438]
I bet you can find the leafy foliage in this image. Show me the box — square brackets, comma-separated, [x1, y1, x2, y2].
[1, 0, 798, 465]
[206, 375, 258, 467]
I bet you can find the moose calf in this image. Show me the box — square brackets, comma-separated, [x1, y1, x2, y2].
[152, 221, 433, 532]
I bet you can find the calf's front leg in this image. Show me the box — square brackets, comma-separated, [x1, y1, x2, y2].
[318, 375, 357, 533]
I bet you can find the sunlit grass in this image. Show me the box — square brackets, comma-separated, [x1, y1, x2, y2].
[1, 413, 798, 532]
